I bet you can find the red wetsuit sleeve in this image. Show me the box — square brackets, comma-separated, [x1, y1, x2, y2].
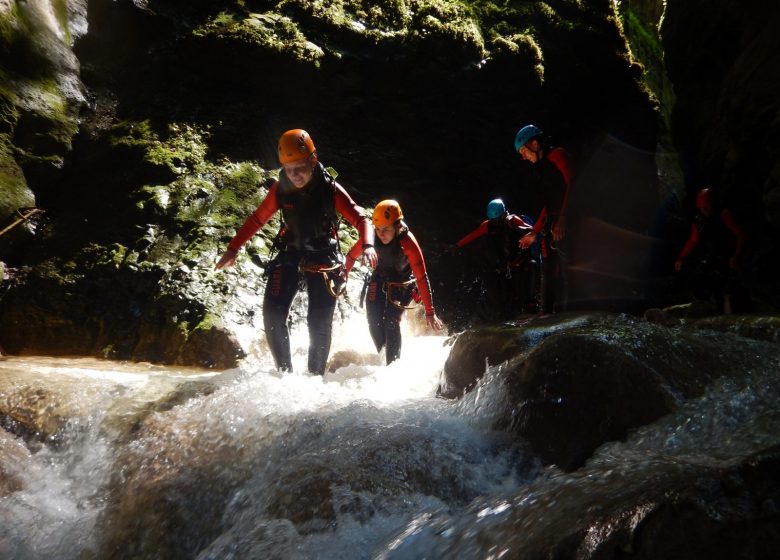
[343, 240, 364, 275]
[400, 232, 435, 315]
[548, 147, 573, 217]
[227, 181, 280, 252]
[531, 207, 549, 234]
[508, 214, 533, 229]
[676, 223, 700, 261]
[456, 221, 489, 248]
[720, 209, 747, 261]
[334, 182, 372, 246]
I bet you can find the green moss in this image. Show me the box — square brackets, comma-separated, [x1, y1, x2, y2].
[193, 9, 323, 65]
[0, 133, 33, 219]
[51, 0, 71, 45]
[1, 8, 19, 47]
[110, 121, 210, 176]
[192, 312, 221, 332]
[209, 161, 265, 216]
[624, 10, 662, 59]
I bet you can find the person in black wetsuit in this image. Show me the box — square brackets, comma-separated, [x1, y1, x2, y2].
[216, 129, 377, 374]
[674, 188, 747, 314]
[514, 124, 574, 313]
[342, 199, 442, 364]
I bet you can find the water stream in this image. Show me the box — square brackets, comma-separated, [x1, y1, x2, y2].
[1, 304, 779, 559]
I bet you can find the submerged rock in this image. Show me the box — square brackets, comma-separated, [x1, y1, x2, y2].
[0, 429, 30, 496]
[382, 445, 780, 559]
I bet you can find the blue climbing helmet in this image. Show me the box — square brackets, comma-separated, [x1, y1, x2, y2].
[486, 198, 506, 219]
[514, 124, 543, 152]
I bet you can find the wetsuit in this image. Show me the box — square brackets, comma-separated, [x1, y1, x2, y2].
[346, 225, 435, 364]
[456, 213, 533, 257]
[676, 207, 746, 303]
[456, 214, 535, 316]
[227, 163, 372, 374]
[523, 146, 573, 313]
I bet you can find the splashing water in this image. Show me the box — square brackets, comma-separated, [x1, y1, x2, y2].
[0, 302, 530, 559]
[2, 301, 779, 559]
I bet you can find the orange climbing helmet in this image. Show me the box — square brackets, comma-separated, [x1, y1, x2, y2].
[278, 129, 316, 164]
[372, 199, 404, 228]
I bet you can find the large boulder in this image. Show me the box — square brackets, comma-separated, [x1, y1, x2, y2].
[440, 313, 780, 470]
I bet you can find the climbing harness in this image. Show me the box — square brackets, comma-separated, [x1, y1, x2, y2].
[299, 262, 345, 298]
[0, 207, 42, 238]
[383, 278, 418, 310]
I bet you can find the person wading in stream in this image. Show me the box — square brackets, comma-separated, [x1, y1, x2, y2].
[341, 199, 442, 364]
[453, 198, 536, 318]
[514, 124, 574, 314]
[674, 187, 748, 314]
[215, 129, 377, 375]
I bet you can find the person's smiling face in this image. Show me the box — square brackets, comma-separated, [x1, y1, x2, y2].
[283, 156, 315, 188]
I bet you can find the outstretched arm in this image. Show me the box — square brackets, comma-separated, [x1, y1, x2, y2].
[342, 239, 365, 277]
[674, 223, 699, 271]
[215, 181, 280, 270]
[334, 183, 377, 268]
[401, 233, 443, 330]
[456, 221, 489, 248]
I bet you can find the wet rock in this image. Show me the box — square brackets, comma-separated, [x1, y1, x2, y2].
[196, 518, 302, 560]
[0, 384, 72, 447]
[262, 422, 527, 534]
[97, 409, 254, 560]
[326, 349, 382, 372]
[643, 307, 681, 326]
[440, 313, 780, 470]
[439, 313, 608, 399]
[0, 429, 30, 496]
[399, 445, 780, 559]
[109, 380, 218, 444]
[685, 314, 780, 344]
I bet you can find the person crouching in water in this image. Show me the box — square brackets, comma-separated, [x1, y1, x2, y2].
[215, 129, 377, 375]
[342, 200, 443, 364]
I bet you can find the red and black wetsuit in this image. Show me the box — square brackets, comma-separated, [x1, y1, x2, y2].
[227, 163, 371, 374]
[523, 146, 573, 313]
[456, 213, 532, 264]
[456, 214, 537, 317]
[676, 207, 747, 300]
[352, 225, 434, 364]
[524, 147, 572, 246]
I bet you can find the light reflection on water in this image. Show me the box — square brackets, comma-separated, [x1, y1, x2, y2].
[2, 309, 779, 559]
[2, 307, 523, 559]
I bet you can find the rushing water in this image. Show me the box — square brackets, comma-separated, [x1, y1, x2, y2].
[1, 303, 779, 559]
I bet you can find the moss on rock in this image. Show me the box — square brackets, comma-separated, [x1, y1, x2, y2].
[193, 9, 324, 65]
